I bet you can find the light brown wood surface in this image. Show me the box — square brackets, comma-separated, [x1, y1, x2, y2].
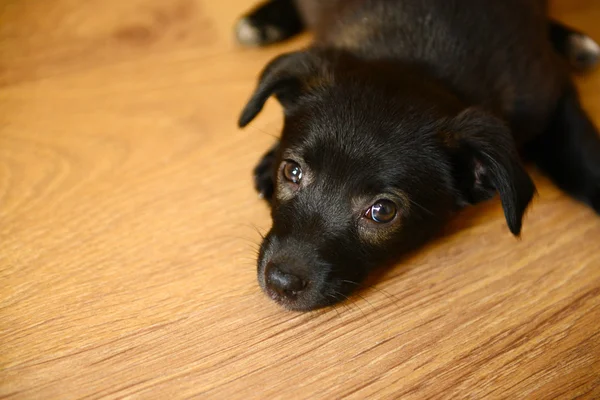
[1, 0, 599, 399]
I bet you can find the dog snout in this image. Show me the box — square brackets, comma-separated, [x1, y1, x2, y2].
[265, 261, 307, 299]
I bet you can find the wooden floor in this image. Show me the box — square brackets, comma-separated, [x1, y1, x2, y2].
[1, 0, 599, 398]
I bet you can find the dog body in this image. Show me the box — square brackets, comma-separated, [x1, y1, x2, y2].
[236, 0, 600, 311]
[297, 0, 562, 144]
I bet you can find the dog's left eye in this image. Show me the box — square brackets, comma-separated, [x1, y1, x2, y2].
[283, 161, 303, 184]
[366, 200, 397, 223]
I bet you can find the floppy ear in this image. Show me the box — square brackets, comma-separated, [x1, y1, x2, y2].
[238, 50, 325, 127]
[448, 108, 536, 236]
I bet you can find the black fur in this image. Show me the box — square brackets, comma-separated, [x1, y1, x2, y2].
[524, 86, 600, 210]
[236, 0, 600, 311]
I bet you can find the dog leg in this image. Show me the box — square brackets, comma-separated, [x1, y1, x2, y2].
[235, 0, 304, 47]
[524, 86, 600, 212]
[253, 142, 279, 202]
[549, 20, 600, 72]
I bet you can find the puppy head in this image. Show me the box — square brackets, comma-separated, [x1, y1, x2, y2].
[240, 50, 535, 311]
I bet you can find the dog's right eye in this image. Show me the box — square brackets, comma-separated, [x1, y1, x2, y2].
[282, 161, 303, 184]
[365, 200, 397, 223]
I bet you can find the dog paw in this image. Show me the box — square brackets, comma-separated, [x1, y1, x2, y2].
[568, 34, 600, 72]
[235, 17, 284, 47]
[253, 145, 278, 202]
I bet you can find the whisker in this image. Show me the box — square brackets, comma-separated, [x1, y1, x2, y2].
[248, 223, 267, 240]
[309, 308, 326, 322]
[354, 292, 377, 314]
[247, 125, 280, 140]
[325, 295, 342, 318]
[332, 289, 370, 322]
[225, 222, 269, 237]
[340, 279, 401, 309]
[236, 258, 259, 265]
[350, 298, 370, 322]
[332, 304, 342, 319]
[329, 291, 353, 314]
[406, 197, 434, 216]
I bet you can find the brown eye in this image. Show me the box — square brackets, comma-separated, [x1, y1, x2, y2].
[367, 200, 397, 223]
[283, 161, 302, 184]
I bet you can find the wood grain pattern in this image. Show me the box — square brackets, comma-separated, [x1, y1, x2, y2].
[1, 0, 599, 398]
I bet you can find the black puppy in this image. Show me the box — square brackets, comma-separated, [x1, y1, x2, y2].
[236, 0, 600, 311]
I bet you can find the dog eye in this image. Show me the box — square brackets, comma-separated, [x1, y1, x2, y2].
[283, 161, 303, 184]
[366, 200, 397, 223]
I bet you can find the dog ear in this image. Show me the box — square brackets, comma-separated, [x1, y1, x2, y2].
[238, 50, 325, 127]
[447, 107, 536, 236]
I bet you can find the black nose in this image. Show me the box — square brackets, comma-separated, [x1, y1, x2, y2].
[265, 262, 307, 298]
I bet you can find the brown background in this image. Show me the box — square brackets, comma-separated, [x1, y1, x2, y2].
[1, 0, 599, 398]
